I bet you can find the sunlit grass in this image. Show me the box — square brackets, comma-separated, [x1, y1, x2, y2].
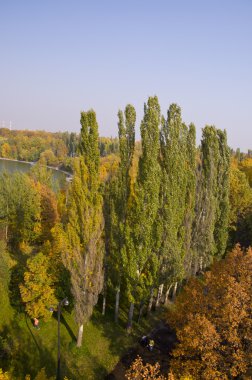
[1, 303, 163, 380]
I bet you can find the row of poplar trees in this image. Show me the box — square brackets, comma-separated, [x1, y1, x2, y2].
[64, 96, 230, 345]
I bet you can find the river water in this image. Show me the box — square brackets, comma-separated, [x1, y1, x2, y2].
[0, 159, 69, 190]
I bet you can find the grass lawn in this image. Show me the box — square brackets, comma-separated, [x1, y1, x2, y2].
[0, 243, 14, 329]
[0, 242, 165, 379]
[0, 303, 163, 380]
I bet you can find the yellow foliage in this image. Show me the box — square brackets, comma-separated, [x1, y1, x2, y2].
[125, 356, 168, 379]
[239, 157, 252, 187]
[18, 241, 33, 255]
[1, 143, 12, 158]
[229, 166, 252, 229]
[33, 368, 54, 380]
[0, 369, 10, 380]
[99, 154, 119, 182]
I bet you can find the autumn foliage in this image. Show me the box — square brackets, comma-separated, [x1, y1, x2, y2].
[168, 245, 252, 379]
[125, 356, 174, 380]
[0, 368, 70, 380]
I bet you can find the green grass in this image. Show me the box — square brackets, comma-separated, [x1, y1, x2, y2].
[0, 243, 14, 329]
[0, 303, 163, 380]
[0, 242, 163, 379]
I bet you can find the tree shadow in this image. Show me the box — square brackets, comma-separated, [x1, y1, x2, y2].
[8, 262, 26, 312]
[91, 305, 175, 379]
[0, 319, 55, 378]
[0, 315, 79, 379]
[62, 349, 108, 380]
[25, 313, 41, 353]
[60, 313, 76, 342]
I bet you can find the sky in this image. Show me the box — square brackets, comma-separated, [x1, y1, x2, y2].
[1, 0, 251, 151]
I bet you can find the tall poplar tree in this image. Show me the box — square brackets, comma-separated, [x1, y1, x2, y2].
[158, 104, 191, 293]
[191, 126, 230, 270]
[214, 130, 230, 258]
[103, 104, 136, 321]
[123, 96, 161, 329]
[183, 123, 197, 276]
[191, 126, 219, 270]
[65, 110, 104, 347]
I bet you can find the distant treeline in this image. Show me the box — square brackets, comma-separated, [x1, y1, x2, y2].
[0, 128, 119, 169]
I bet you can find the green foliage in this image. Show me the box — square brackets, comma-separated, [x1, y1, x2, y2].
[30, 162, 53, 189]
[0, 173, 41, 244]
[37, 184, 59, 243]
[159, 105, 195, 283]
[99, 137, 119, 157]
[0, 173, 15, 240]
[191, 126, 230, 271]
[213, 130, 230, 258]
[183, 124, 197, 276]
[0, 99, 238, 378]
[123, 96, 161, 303]
[229, 165, 252, 246]
[0, 241, 14, 328]
[193, 126, 220, 265]
[105, 105, 136, 300]
[79, 109, 100, 177]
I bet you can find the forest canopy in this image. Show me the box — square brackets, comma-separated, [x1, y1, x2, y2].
[0, 97, 251, 379]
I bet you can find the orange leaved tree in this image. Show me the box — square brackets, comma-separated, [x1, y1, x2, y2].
[125, 356, 175, 380]
[168, 245, 252, 379]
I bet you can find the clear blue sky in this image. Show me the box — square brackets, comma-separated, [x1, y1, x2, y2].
[1, 0, 251, 151]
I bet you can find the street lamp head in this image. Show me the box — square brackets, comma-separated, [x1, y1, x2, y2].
[63, 298, 69, 306]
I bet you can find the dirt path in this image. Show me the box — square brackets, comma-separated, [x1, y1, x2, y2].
[105, 320, 176, 379]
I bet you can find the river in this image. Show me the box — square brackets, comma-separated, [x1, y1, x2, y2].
[0, 158, 71, 190]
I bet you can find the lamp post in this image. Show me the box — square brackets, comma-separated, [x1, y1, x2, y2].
[50, 298, 69, 380]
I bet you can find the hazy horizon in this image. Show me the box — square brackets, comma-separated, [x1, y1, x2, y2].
[1, 1, 251, 151]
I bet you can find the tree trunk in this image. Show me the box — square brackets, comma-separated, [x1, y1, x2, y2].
[172, 282, 178, 301]
[137, 301, 144, 323]
[147, 288, 154, 314]
[164, 284, 173, 305]
[155, 284, 164, 309]
[127, 303, 134, 332]
[5, 204, 8, 241]
[114, 286, 120, 323]
[77, 324, 83, 347]
[199, 256, 203, 271]
[102, 293, 106, 316]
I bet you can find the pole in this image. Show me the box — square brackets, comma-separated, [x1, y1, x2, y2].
[51, 298, 68, 380]
[56, 302, 61, 380]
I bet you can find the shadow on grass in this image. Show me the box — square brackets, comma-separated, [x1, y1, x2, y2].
[91, 303, 169, 379]
[25, 313, 41, 353]
[60, 313, 76, 342]
[64, 347, 108, 380]
[0, 318, 55, 379]
[0, 314, 78, 380]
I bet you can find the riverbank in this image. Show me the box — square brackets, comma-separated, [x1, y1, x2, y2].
[0, 157, 72, 178]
